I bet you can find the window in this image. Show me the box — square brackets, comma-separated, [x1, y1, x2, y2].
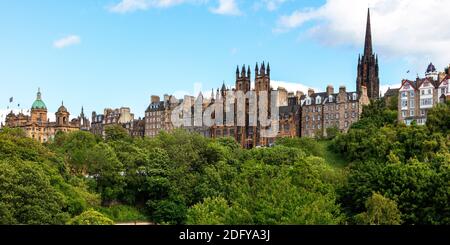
[345, 112, 348, 119]
[428, 89, 432, 94]
[401, 92, 407, 98]
[410, 110, 415, 117]
[421, 90, 425, 95]
[336, 105, 339, 110]
[352, 103, 356, 109]
[336, 113, 339, 119]
[410, 100, 415, 108]
[345, 104, 348, 110]
[353, 93, 357, 100]
[421, 110, 426, 116]
[401, 100, 408, 107]
[329, 96, 333, 102]
[325, 114, 329, 120]
[402, 111, 407, 118]
[352, 112, 356, 118]
[345, 121, 348, 128]
[442, 88, 446, 94]
[410, 91, 415, 97]
[420, 98, 433, 106]
[316, 96, 321, 104]
[317, 106, 321, 112]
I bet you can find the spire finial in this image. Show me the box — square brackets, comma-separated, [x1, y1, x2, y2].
[36, 88, 42, 100]
[364, 8, 373, 56]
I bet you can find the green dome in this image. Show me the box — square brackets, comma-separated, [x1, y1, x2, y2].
[32, 99, 47, 110]
[31, 89, 47, 110]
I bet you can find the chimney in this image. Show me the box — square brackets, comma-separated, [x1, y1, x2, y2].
[296, 91, 304, 98]
[326, 85, 334, 95]
[339, 86, 346, 94]
[164, 94, 170, 103]
[308, 88, 315, 97]
[151, 95, 160, 103]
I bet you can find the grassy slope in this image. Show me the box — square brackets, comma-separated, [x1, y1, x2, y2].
[317, 140, 348, 169]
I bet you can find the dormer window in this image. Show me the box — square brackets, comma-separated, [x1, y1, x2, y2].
[306, 98, 311, 105]
[352, 93, 357, 100]
[329, 95, 333, 103]
[316, 96, 321, 104]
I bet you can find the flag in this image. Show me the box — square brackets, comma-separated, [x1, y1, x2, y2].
[9, 97, 13, 103]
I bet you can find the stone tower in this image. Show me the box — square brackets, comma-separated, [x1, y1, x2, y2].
[356, 8, 380, 100]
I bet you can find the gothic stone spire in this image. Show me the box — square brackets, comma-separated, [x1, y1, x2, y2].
[364, 8, 373, 57]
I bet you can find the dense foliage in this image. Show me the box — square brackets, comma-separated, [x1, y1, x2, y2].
[0, 101, 448, 225]
[332, 100, 450, 224]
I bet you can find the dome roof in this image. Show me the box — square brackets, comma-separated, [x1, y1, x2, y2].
[57, 102, 68, 113]
[426, 62, 436, 73]
[31, 89, 47, 110]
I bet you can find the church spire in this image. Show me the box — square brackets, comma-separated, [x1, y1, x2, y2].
[364, 8, 373, 56]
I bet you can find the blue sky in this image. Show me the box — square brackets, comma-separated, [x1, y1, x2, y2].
[1, 0, 448, 119]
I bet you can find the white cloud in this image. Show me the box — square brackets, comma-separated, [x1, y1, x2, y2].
[53, 35, 81, 49]
[271, 80, 320, 94]
[210, 0, 241, 16]
[275, 0, 450, 70]
[264, 0, 287, 11]
[108, 0, 206, 13]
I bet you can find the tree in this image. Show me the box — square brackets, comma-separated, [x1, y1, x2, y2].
[354, 192, 402, 225]
[426, 101, 450, 135]
[0, 160, 69, 224]
[86, 143, 125, 204]
[67, 209, 114, 225]
[104, 124, 130, 142]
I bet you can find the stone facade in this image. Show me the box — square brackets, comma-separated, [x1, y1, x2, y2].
[3, 89, 81, 143]
[90, 107, 135, 137]
[300, 85, 369, 138]
[123, 118, 145, 137]
[144, 95, 180, 138]
[398, 63, 449, 125]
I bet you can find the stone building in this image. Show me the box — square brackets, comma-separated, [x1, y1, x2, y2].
[90, 107, 135, 137]
[300, 85, 369, 137]
[144, 94, 181, 138]
[278, 94, 301, 139]
[123, 118, 145, 138]
[210, 62, 282, 148]
[3, 89, 81, 143]
[397, 63, 449, 125]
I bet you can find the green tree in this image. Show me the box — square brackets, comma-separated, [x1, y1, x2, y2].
[67, 209, 114, 225]
[426, 101, 450, 135]
[354, 192, 402, 225]
[86, 143, 125, 204]
[104, 124, 130, 142]
[0, 160, 69, 224]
